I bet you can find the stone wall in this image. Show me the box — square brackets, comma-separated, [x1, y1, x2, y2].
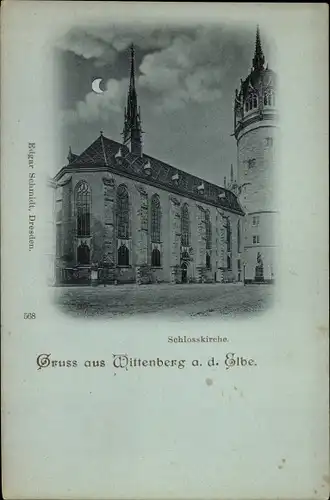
[56, 169, 243, 284]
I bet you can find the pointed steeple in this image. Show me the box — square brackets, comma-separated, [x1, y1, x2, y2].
[230, 164, 234, 183]
[252, 26, 265, 72]
[122, 43, 143, 156]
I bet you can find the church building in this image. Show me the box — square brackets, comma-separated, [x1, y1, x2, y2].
[52, 28, 277, 286]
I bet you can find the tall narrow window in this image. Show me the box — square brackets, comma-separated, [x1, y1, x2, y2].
[253, 95, 258, 108]
[151, 248, 161, 267]
[205, 210, 212, 250]
[151, 194, 161, 242]
[118, 244, 129, 266]
[75, 181, 91, 237]
[116, 184, 129, 239]
[237, 220, 241, 253]
[225, 218, 232, 252]
[181, 203, 190, 247]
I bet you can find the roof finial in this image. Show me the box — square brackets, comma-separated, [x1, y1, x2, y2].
[252, 25, 265, 71]
[67, 145, 74, 163]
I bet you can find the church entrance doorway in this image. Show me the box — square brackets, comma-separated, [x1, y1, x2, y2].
[77, 242, 90, 265]
[181, 263, 188, 283]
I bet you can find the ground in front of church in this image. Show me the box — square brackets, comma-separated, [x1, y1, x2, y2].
[54, 283, 275, 319]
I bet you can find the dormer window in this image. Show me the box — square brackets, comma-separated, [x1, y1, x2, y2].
[197, 182, 205, 194]
[143, 160, 152, 175]
[172, 172, 179, 183]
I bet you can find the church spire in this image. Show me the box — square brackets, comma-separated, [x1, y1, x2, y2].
[252, 25, 265, 71]
[230, 164, 234, 183]
[122, 43, 143, 156]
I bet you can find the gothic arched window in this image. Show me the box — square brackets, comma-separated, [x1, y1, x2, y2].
[151, 194, 161, 243]
[205, 210, 212, 250]
[151, 248, 161, 267]
[268, 90, 275, 106]
[206, 253, 211, 270]
[253, 95, 258, 108]
[237, 220, 241, 253]
[116, 184, 129, 239]
[181, 203, 190, 247]
[118, 244, 129, 266]
[75, 181, 91, 237]
[225, 218, 232, 252]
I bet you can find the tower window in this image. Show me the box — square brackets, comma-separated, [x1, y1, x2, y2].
[116, 184, 129, 239]
[252, 216, 260, 226]
[75, 181, 91, 237]
[253, 95, 258, 108]
[151, 194, 161, 243]
[181, 203, 190, 247]
[253, 235, 260, 244]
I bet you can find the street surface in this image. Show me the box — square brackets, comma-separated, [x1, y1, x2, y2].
[54, 283, 274, 319]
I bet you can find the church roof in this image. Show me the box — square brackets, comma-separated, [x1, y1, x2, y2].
[56, 134, 244, 215]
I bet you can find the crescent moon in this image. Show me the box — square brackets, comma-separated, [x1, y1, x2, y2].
[92, 78, 104, 94]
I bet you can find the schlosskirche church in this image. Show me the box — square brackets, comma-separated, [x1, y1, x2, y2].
[53, 27, 278, 285]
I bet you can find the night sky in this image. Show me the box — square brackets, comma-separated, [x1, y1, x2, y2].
[57, 23, 275, 185]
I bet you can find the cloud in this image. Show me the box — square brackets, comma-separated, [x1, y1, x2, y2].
[56, 26, 184, 66]
[137, 27, 242, 112]
[62, 78, 129, 125]
[60, 24, 255, 120]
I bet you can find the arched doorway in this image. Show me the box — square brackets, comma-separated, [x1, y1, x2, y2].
[77, 242, 90, 265]
[181, 262, 188, 283]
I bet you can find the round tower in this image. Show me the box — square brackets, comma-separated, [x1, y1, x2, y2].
[234, 27, 278, 283]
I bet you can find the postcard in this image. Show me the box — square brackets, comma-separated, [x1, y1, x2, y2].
[1, 2, 329, 499]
